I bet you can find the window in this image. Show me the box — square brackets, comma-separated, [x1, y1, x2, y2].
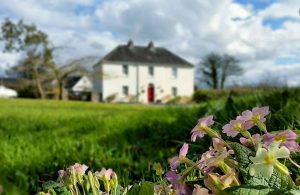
[172, 87, 177, 97]
[122, 86, 129, 96]
[148, 66, 154, 76]
[122, 64, 129, 75]
[172, 67, 177, 78]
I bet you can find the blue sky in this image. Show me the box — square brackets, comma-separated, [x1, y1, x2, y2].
[236, 0, 277, 10]
[0, 0, 299, 86]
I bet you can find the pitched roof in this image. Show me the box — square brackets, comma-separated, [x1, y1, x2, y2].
[99, 42, 193, 67]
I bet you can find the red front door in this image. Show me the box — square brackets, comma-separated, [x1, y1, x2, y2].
[147, 84, 154, 103]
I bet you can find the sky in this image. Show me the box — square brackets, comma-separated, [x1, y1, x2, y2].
[0, 0, 299, 86]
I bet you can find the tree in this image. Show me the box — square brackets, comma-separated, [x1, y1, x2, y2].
[220, 54, 243, 89]
[0, 18, 53, 98]
[199, 53, 222, 89]
[49, 56, 98, 100]
[198, 53, 243, 89]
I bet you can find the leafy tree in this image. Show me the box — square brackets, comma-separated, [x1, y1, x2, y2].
[0, 18, 53, 98]
[198, 53, 243, 89]
[0, 18, 100, 100]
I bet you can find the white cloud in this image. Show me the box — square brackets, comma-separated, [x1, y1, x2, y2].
[0, 0, 299, 86]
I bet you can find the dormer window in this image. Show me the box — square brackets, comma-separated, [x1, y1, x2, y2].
[123, 64, 129, 75]
[172, 67, 177, 78]
[148, 66, 154, 76]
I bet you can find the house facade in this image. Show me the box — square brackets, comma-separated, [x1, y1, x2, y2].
[92, 41, 194, 103]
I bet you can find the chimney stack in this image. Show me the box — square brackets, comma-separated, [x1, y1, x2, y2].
[148, 41, 154, 48]
[127, 39, 134, 47]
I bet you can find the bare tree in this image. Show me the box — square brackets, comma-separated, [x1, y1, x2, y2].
[50, 56, 101, 100]
[220, 54, 243, 89]
[199, 53, 222, 89]
[198, 53, 243, 89]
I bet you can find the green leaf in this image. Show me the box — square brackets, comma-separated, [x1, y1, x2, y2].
[225, 185, 283, 195]
[42, 181, 59, 192]
[229, 142, 294, 189]
[139, 182, 154, 195]
[56, 186, 71, 195]
[283, 186, 300, 195]
[127, 182, 154, 195]
[127, 184, 141, 195]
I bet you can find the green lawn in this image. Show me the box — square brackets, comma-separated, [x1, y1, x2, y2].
[0, 99, 202, 194]
[1, 89, 300, 194]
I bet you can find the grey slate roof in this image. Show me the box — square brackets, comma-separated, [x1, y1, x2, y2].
[100, 45, 193, 67]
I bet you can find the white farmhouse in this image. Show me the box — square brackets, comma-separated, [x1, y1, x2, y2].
[92, 40, 194, 103]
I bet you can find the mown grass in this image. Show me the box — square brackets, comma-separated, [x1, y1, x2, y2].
[1, 88, 300, 194]
[0, 99, 202, 194]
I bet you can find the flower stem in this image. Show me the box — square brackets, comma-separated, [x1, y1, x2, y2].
[288, 157, 300, 169]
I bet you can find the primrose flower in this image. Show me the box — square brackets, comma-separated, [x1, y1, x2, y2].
[165, 171, 191, 195]
[95, 168, 113, 181]
[264, 130, 299, 151]
[68, 163, 88, 175]
[154, 184, 171, 194]
[199, 146, 234, 174]
[240, 106, 269, 132]
[58, 170, 67, 178]
[204, 172, 236, 194]
[241, 106, 269, 123]
[222, 118, 252, 137]
[240, 133, 261, 147]
[192, 185, 209, 195]
[249, 142, 290, 178]
[198, 147, 215, 172]
[191, 116, 219, 142]
[170, 143, 189, 170]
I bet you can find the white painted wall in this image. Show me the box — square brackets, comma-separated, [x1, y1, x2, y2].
[72, 75, 93, 92]
[101, 63, 194, 103]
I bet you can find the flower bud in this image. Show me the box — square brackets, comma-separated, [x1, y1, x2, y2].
[274, 160, 290, 176]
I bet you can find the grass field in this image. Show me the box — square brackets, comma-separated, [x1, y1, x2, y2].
[1, 88, 300, 194]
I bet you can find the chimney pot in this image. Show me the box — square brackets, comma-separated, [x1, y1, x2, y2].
[127, 39, 134, 47]
[148, 41, 154, 48]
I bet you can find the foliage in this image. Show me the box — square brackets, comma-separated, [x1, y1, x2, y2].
[0, 18, 53, 98]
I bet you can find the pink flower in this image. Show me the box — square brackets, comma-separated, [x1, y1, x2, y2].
[264, 130, 299, 151]
[198, 146, 233, 173]
[95, 168, 113, 180]
[170, 143, 189, 170]
[68, 163, 88, 175]
[165, 171, 191, 195]
[191, 116, 214, 142]
[222, 118, 252, 137]
[58, 170, 67, 178]
[192, 185, 209, 195]
[198, 147, 215, 172]
[240, 106, 270, 126]
[240, 134, 261, 147]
